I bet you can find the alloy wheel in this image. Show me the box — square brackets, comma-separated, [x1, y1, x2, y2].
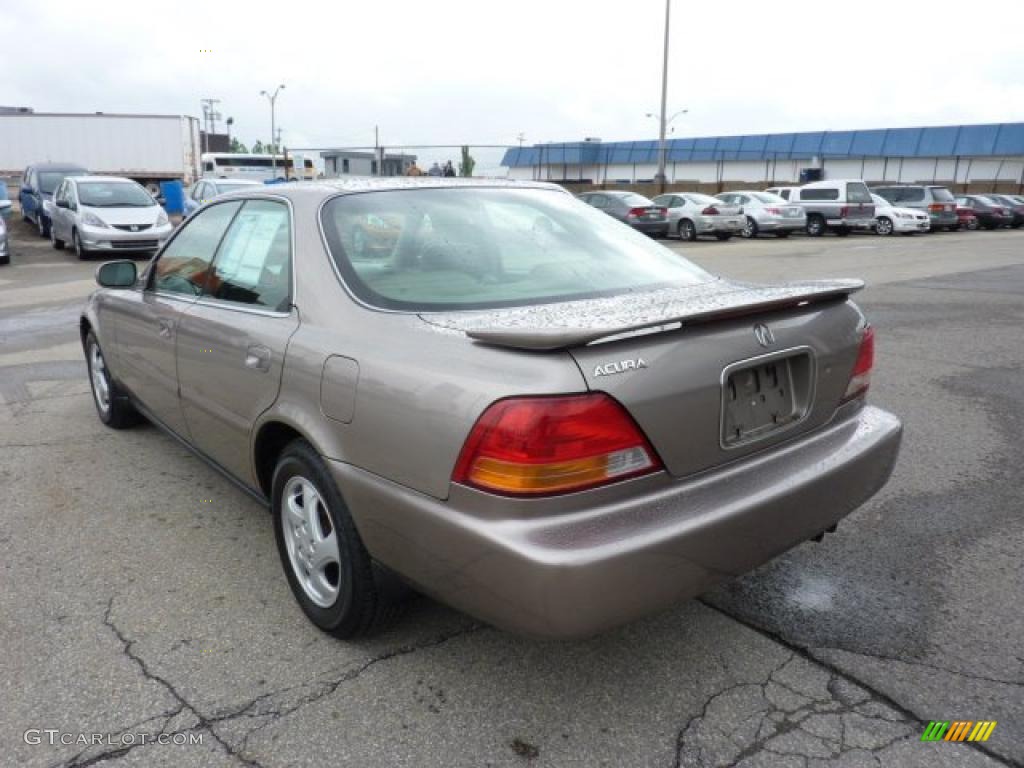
[281, 476, 342, 608]
[89, 343, 111, 415]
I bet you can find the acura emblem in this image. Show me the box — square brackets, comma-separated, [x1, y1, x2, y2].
[753, 323, 775, 347]
[130, 225, 139, 231]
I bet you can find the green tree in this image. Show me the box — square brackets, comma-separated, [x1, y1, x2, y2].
[251, 140, 265, 154]
[229, 137, 249, 153]
[459, 145, 476, 177]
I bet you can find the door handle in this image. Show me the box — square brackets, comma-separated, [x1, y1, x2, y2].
[158, 317, 174, 339]
[245, 344, 272, 372]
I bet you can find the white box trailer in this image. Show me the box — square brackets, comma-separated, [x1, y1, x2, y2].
[0, 112, 201, 192]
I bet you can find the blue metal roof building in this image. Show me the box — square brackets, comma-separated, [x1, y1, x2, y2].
[502, 123, 1024, 168]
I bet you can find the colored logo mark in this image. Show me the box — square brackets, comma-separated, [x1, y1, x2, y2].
[921, 721, 997, 742]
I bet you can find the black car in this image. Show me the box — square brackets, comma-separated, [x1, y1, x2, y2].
[19, 162, 88, 237]
[576, 191, 669, 237]
[954, 195, 1014, 230]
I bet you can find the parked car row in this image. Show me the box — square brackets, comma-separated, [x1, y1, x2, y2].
[577, 181, 1023, 240]
[12, 162, 182, 261]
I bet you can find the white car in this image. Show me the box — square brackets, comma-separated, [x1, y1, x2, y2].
[49, 176, 175, 259]
[870, 193, 930, 236]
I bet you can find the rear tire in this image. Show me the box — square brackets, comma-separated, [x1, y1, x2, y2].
[806, 215, 825, 237]
[741, 216, 758, 239]
[85, 332, 141, 429]
[966, 218, 979, 230]
[272, 439, 405, 638]
[678, 219, 697, 242]
[37, 214, 49, 238]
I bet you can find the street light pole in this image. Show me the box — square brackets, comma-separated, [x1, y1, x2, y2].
[259, 84, 286, 179]
[655, 0, 671, 192]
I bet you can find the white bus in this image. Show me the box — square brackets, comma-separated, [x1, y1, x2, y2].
[200, 153, 315, 182]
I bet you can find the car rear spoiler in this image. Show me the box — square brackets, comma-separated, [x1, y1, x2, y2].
[423, 278, 865, 351]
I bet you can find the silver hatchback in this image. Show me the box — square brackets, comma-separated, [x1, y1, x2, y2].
[81, 178, 901, 639]
[50, 176, 174, 259]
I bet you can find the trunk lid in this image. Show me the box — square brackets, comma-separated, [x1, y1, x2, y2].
[423, 278, 867, 478]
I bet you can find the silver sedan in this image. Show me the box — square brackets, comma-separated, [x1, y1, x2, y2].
[651, 192, 745, 241]
[718, 190, 807, 238]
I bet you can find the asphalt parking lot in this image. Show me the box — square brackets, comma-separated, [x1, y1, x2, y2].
[2, 217, 1022, 768]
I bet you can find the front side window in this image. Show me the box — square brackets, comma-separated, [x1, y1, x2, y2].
[78, 182, 155, 208]
[151, 202, 242, 296]
[204, 199, 292, 311]
[320, 187, 711, 311]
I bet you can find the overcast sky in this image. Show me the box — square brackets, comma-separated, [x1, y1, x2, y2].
[5, 0, 1024, 156]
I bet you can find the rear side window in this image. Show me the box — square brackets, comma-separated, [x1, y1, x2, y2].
[846, 183, 872, 203]
[894, 187, 924, 202]
[929, 187, 955, 202]
[205, 200, 292, 311]
[320, 187, 710, 311]
[618, 193, 653, 207]
[799, 187, 839, 201]
[151, 201, 242, 296]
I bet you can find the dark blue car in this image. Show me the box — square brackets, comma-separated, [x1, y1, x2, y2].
[20, 163, 88, 237]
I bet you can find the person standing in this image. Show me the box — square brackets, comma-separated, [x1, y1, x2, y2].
[406, 160, 423, 176]
[443, 160, 456, 177]
[428, 161, 442, 177]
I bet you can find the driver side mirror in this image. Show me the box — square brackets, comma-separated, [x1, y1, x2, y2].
[56, 199, 70, 209]
[95, 260, 137, 289]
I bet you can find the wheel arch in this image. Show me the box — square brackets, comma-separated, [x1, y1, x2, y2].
[253, 419, 314, 498]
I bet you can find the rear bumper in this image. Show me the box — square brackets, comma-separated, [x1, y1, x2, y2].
[332, 404, 902, 638]
[629, 219, 669, 235]
[928, 211, 958, 228]
[758, 216, 806, 231]
[695, 216, 744, 234]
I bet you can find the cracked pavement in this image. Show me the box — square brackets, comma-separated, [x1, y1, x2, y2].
[1, 218, 1022, 767]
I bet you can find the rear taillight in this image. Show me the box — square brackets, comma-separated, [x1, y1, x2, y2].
[452, 394, 662, 496]
[841, 326, 874, 403]
[627, 207, 646, 218]
[658, 207, 668, 216]
[839, 206, 849, 218]
[701, 206, 719, 215]
[765, 207, 781, 215]
[928, 203, 943, 212]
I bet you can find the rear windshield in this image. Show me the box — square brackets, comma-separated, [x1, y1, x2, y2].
[614, 193, 654, 207]
[752, 192, 786, 203]
[320, 187, 711, 311]
[685, 193, 721, 205]
[929, 187, 954, 202]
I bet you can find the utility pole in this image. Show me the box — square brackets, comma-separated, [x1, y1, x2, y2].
[655, 0, 671, 192]
[259, 84, 286, 179]
[517, 132, 526, 148]
[200, 98, 221, 154]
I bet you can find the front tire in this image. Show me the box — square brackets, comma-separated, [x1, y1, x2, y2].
[73, 229, 88, 260]
[272, 440, 402, 638]
[678, 219, 697, 242]
[85, 332, 140, 429]
[875, 217, 894, 236]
